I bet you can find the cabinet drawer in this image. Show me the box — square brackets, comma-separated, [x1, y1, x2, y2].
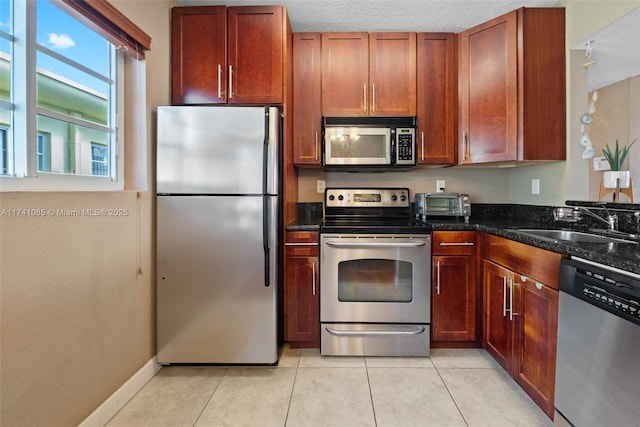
[432, 231, 477, 255]
[482, 233, 561, 289]
[286, 231, 319, 256]
[286, 244, 319, 257]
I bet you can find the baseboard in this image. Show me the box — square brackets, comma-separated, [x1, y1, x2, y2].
[79, 357, 162, 427]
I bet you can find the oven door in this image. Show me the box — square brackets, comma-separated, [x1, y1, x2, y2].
[323, 127, 391, 166]
[320, 234, 431, 324]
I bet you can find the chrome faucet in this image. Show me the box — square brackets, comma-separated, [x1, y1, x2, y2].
[572, 205, 618, 230]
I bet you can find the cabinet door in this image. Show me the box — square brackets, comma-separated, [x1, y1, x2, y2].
[369, 32, 416, 116]
[432, 255, 477, 342]
[458, 11, 517, 164]
[293, 33, 322, 165]
[482, 260, 514, 372]
[285, 256, 320, 344]
[417, 33, 456, 165]
[171, 6, 227, 105]
[228, 6, 284, 104]
[514, 277, 558, 418]
[321, 32, 369, 116]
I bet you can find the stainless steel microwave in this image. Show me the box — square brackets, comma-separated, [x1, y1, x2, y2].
[322, 116, 416, 170]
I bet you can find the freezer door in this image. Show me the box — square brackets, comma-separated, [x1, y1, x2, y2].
[156, 195, 278, 364]
[157, 106, 280, 195]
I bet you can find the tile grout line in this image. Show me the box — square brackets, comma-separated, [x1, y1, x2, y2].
[432, 363, 471, 427]
[364, 357, 379, 427]
[191, 367, 228, 427]
[282, 347, 302, 427]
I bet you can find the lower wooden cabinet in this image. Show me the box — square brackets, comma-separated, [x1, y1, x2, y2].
[482, 233, 561, 419]
[284, 231, 320, 347]
[431, 231, 479, 345]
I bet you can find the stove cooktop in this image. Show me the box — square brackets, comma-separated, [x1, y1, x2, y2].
[322, 187, 431, 234]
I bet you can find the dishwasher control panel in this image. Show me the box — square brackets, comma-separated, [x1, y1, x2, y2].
[560, 258, 640, 325]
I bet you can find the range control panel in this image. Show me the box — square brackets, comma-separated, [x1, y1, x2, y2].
[325, 188, 410, 208]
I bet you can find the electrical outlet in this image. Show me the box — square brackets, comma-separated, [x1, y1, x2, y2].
[531, 179, 540, 195]
[436, 180, 445, 193]
[593, 156, 611, 171]
[316, 179, 326, 193]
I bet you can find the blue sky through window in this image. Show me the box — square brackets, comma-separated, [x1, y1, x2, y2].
[36, 0, 111, 93]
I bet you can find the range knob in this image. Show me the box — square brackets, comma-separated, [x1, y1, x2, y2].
[338, 194, 344, 201]
[328, 194, 335, 201]
[391, 195, 398, 202]
[400, 194, 407, 202]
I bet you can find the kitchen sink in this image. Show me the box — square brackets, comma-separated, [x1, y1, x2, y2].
[516, 229, 637, 245]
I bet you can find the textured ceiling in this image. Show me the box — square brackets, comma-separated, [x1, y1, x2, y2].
[179, 0, 557, 32]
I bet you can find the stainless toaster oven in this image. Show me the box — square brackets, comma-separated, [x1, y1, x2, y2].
[415, 192, 471, 222]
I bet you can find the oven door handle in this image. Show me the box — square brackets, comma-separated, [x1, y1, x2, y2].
[324, 240, 427, 248]
[325, 326, 426, 337]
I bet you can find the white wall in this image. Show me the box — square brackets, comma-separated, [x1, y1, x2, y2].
[0, 1, 175, 426]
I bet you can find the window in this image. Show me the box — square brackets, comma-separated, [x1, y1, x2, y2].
[37, 132, 51, 172]
[0, 0, 150, 190]
[1, 127, 8, 174]
[91, 143, 108, 176]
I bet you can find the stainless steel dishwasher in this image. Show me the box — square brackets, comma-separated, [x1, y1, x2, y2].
[554, 257, 640, 427]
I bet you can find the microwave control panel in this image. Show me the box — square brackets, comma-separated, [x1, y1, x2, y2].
[395, 127, 415, 164]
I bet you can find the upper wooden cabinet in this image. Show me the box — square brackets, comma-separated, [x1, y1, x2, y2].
[416, 33, 457, 165]
[171, 5, 288, 105]
[321, 32, 417, 117]
[458, 8, 566, 165]
[292, 33, 322, 165]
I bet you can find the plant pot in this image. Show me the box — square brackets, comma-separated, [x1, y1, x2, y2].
[603, 170, 631, 188]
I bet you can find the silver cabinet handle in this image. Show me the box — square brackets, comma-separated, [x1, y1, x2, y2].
[312, 261, 316, 296]
[439, 242, 475, 246]
[315, 132, 318, 161]
[372, 82, 376, 113]
[217, 64, 222, 99]
[284, 242, 319, 246]
[436, 260, 441, 295]
[507, 278, 515, 320]
[228, 65, 233, 99]
[363, 83, 367, 113]
[325, 240, 426, 248]
[502, 276, 507, 317]
[421, 132, 425, 161]
[326, 326, 426, 337]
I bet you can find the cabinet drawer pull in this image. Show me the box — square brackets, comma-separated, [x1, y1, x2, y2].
[436, 260, 441, 295]
[315, 132, 319, 161]
[502, 276, 507, 317]
[217, 64, 222, 99]
[421, 132, 425, 161]
[372, 82, 376, 112]
[228, 65, 233, 99]
[439, 242, 475, 246]
[285, 242, 319, 246]
[312, 261, 316, 296]
[363, 83, 367, 113]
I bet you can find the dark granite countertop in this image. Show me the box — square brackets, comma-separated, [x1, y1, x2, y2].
[285, 202, 640, 275]
[430, 218, 640, 276]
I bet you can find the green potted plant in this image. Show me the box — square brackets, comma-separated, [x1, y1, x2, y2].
[602, 138, 637, 188]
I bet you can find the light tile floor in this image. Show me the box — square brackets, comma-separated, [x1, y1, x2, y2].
[106, 346, 553, 427]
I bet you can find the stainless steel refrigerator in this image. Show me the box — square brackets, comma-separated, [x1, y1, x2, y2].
[156, 106, 280, 364]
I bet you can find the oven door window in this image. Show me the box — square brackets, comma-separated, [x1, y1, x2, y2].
[337, 258, 413, 302]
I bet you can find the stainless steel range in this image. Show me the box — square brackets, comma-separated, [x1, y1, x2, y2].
[320, 187, 432, 356]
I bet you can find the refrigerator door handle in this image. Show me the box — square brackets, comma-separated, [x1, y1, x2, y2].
[263, 196, 270, 287]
